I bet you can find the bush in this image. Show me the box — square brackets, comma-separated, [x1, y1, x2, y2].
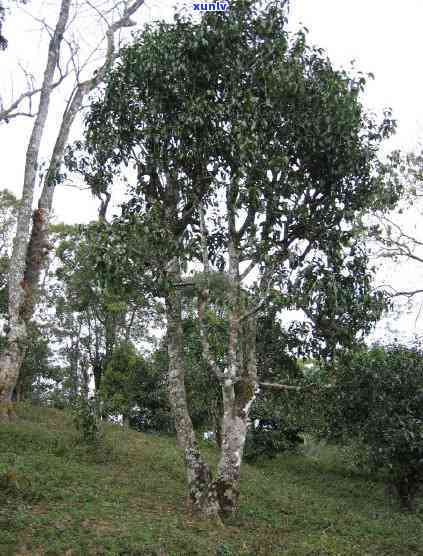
[324, 343, 423, 510]
[128, 407, 174, 434]
[244, 419, 303, 463]
[72, 396, 101, 445]
[0, 464, 39, 504]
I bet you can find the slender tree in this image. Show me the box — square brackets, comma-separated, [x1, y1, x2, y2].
[0, 0, 147, 419]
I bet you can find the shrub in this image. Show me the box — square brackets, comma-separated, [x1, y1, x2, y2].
[244, 419, 303, 463]
[0, 465, 39, 503]
[72, 396, 101, 445]
[324, 343, 423, 510]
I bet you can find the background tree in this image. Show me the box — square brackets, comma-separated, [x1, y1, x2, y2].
[74, 0, 401, 519]
[0, 189, 19, 318]
[0, 0, 147, 419]
[39, 220, 154, 405]
[244, 309, 313, 462]
[12, 322, 60, 403]
[369, 151, 423, 305]
[100, 341, 174, 431]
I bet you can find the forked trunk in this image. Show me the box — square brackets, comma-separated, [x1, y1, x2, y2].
[214, 318, 256, 515]
[212, 238, 257, 516]
[165, 273, 221, 519]
[166, 220, 257, 519]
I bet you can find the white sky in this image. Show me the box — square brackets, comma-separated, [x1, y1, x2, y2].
[1, 0, 423, 342]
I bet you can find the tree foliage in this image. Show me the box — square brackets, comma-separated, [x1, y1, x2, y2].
[50, 222, 152, 393]
[101, 341, 173, 432]
[74, 0, 401, 360]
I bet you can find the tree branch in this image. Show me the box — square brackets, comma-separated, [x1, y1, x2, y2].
[238, 263, 275, 323]
[259, 381, 332, 391]
[199, 204, 210, 273]
[197, 210, 223, 381]
[383, 287, 423, 299]
[0, 71, 69, 122]
[382, 215, 423, 248]
[239, 259, 256, 281]
[237, 204, 256, 240]
[38, 0, 147, 215]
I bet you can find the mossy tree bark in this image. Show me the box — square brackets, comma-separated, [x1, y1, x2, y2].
[165, 263, 221, 519]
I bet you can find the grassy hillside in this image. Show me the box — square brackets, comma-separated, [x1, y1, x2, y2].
[0, 404, 421, 556]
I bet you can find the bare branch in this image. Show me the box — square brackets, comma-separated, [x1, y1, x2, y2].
[84, 0, 111, 27]
[38, 0, 147, 213]
[0, 71, 70, 122]
[390, 289, 423, 299]
[382, 215, 423, 248]
[89, 0, 146, 85]
[3, 111, 36, 120]
[2, 0, 145, 124]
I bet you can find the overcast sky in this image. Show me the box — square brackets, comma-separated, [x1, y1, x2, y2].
[1, 0, 422, 342]
[2, 1, 422, 213]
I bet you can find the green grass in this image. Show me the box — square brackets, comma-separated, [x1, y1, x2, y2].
[0, 404, 422, 555]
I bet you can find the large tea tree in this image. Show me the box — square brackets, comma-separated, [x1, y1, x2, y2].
[73, 0, 401, 519]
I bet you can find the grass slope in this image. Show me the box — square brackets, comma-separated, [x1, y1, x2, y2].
[0, 404, 422, 556]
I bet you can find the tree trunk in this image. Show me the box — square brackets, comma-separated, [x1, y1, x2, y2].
[213, 236, 257, 516]
[92, 361, 103, 392]
[0, 0, 71, 418]
[0, 339, 24, 420]
[69, 328, 81, 400]
[165, 268, 221, 519]
[212, 402, 223, 448]
[214, 316, 256, 515]
[80, 359, 90, 400]
[214, 398, 247, 515]
[13, 369, 25, 402]
[0, 0, 146, 420]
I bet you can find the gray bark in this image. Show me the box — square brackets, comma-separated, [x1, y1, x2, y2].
[196, 211, 257, 516]
[32, 0, 147, 296]
[0, 0, 146, 417]
[0, 0, 71, 415]
[214, 239, 257, 515]
[165, 263, 221, 519]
